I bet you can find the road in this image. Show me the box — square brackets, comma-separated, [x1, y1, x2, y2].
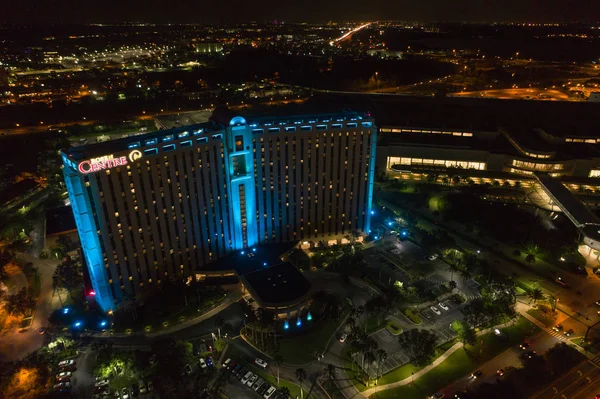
[531, 357, 600, 399]
[443, 329, 562, 396]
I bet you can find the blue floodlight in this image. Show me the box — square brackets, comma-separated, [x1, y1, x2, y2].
[388, 222, 393, 226]
[263, 262, 267, 266]
[370, 210, 375, 215]
[374, 236, 379, 240]
[307, 311, 312, 321]
[74, 321, 82, 328]
[284, 320, 289, 330]
[100, 320, 107, 327]
[296, 318, 302, 327]
[63, 308, 70, 314]
[252, 248, 257, 252]
[241, 251, 245, 255]
[401, 231, 408, 236]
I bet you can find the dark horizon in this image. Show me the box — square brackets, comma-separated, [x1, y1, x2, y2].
[2, 0, 600, 25]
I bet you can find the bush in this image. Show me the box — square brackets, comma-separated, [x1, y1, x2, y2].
[404, 309, 422, 324]
[386, 321, 403, 335]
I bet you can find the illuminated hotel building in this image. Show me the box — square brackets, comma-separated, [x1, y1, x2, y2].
[62, 108, 377, 311]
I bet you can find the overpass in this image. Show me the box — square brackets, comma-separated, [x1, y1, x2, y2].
[535, 173, 600, 251]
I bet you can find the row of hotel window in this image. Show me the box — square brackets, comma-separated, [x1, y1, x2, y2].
[379, 128, 473, 137]
[387, 157, 486, 170]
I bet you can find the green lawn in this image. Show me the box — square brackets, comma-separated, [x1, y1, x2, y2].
[279, 309, 350, 364]
[362, 316, 385, 335]
[370, 316, 539, 399]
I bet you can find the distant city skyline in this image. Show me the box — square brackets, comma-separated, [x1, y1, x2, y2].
[2, 0, 600, 25]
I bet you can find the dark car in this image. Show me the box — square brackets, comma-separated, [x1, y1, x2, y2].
[131, 383, 140, 397]
[519, 341, 531, 350]
[471, 370, 483, 379]
[523, 350, 537, 359]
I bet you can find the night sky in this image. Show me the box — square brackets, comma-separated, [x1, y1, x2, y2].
[1, 0, 599, 24]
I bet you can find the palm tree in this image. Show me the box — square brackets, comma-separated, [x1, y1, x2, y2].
[363, 351, 376, 384]
[528, 287, 545, 304]
[279, 387, 291, 397]
[323, 363, 337, 384]
[460, 269, 472, 282]
[274, 354, 284, 384]
[295, 368, 307, 399]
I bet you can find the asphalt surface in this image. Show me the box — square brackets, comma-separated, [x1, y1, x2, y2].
[443, 330, 562, 396]
[532, 358, 600, 399]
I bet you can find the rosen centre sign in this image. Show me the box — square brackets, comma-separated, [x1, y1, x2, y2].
[78, 150, 143, 174]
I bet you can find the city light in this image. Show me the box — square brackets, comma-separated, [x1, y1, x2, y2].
[63, 308, 70, 314]
[307, 311, 312, 321]
[252, 248, 257, 252]
[401, 231, 408, 236]
[241, 251, 245, 255]
[284, 320, 289, 330]
[370, 210, 375, 215]
[296, 317, 302, 327]
[100, 320, 107, 327]
[88, 290, 96, 296]
[74, 321, 82, 327]
[263, 262, 267, 266]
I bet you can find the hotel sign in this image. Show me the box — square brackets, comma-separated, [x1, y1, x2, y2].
[78, 150, 143, 174]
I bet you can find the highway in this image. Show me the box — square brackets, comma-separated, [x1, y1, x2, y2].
[329, 22, 371, 46]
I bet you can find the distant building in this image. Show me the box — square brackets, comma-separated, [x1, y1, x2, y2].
[62, 108, 376, 312]
[195, 43, 224, 54]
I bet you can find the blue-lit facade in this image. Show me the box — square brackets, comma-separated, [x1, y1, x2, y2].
[62, 110, 377, 312]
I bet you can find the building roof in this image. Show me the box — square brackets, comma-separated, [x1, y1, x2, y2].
[240, 262, 311, 307]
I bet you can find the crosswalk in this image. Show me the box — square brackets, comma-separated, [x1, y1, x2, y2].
[589, 355, 600, 367]
[465, 294, 481, 300]
[545, 327, 571, 343]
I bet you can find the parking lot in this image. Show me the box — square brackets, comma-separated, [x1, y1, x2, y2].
[224, 357, 290, 399]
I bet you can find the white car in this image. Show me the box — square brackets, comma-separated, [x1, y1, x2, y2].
[241, 371, 253, 384]
[94, 378, 109, 387]
[58, 359, 75, 367]
[222, 358, 232, 369]
[255, 358, 268, 368]
[430, 306, 441, 316]
[430, 392, 445, 399]
[428, 254, 439, 261]
[246, 373, 258, 387]
[264, 386, 277, 399]
[438, 302, 449, 311]
[339, 333, 348, 343]
[198, 358, 207, 369]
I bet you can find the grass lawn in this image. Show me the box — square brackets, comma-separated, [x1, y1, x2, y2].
[242, 362, 303, 399]
[527, 308, 556, 328]
[110, 374, 138, 393]
[279, 309, 350, 364]
[370, 316, 539, 399]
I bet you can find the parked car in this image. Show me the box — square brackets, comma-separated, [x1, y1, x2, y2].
[428, 254, 439, 261]
[564, 329, 574, 337]
[553, 324, 563, 332]
[253, 378, 265, 391]
[206, 357, 214, 368]
[247, 373, 258, 387]
[184, 364, 193, 375]
[241, 371, 253, 384]
[58, 359, 75, 367]
[264, 386, 277, 399]
[438, 302, 449, 311]
[430, 392, 445, 399]
[339, 333, 348, 343]
[258, 382, 271, 395]
[131, 383, 140, 397]
[430, 306, 441, 316]
[53, 381, 72, 390]
[147, 381, 154, 392]
[121, 387, 130, 399]
[198, 358, 207, 369]
[255, 358, 268, 368]
[497, 369, 505, 376]
[523, 350, 537, 359]
[56, 371, 72, 381]
[139, 381, 147, 394]
[222, 358, 232, 369]
[94, 378, 109, 387]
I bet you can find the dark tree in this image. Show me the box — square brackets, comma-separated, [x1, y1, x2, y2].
[398, 329, 437, 366]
